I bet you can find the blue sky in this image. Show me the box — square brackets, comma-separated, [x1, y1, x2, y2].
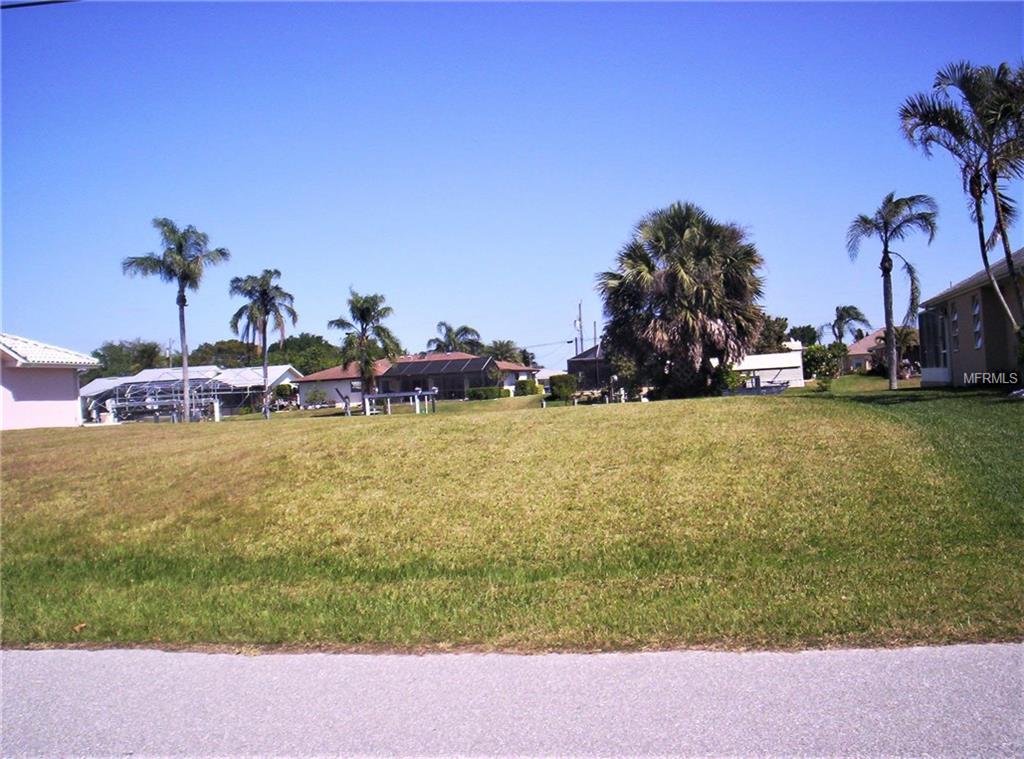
[3, 2, 1021, 370]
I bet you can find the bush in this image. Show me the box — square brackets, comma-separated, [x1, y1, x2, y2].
[803, 343, 845, 380]
[515, 379, 542, 396]
[466, 386, 510, 401]
[304, 387, 328, 406]
[815, 376, 833, 393]
[275, 384, 296, 399]
[549, 374, 578, 401]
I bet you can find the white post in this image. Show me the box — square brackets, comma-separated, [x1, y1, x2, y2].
[619, 388, 626, 403]
[541, 398, 546, 409]
[414, 394, 421, 415]
[386, 398, 392, 415]
[363, 397, 369, 416]
[213, 398, 221, 422]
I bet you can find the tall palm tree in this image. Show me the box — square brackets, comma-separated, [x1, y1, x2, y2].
[481, 339, 520, 362]
[900, 61, 1023, 334]
[426, 322, 482, 354]
[229, 269, 298, 419]
[597, 202, 765, 396]
[847, 193, 937, 390]
[328, 290, 402, 398]
[122, 218, 230, 422]
[822, 305, 872, 344]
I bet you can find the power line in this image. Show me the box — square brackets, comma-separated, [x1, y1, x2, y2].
[2, 0, 77, 10]
[521, 339, 574, 349]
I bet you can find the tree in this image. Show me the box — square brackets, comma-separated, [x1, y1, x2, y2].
[803, 343, 847, 381]
[900, 61, 1024, 346]
[518, 348, 536, 367]
[122, 218, 230, 422]
[598, 202, 765, 397]
[787, 324, 819, 347]
[823, 305, 873, 344]
[229, 269, 299, 419]
[189, 339, 253, 368]
[328, 290, 402, 397]
[85, 339, 164, 383]
[869, 326, 920, 379]
[847, 193, 937, 390]
[481, 339, 520, 362]
[753, 315, 789, 353]
[426, 322, 482, 354]
[267, 333, 344, 375]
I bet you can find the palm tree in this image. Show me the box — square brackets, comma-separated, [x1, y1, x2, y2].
[481, 339, 520, 362]
[122, 218, 230, 422]
[822, 305, 872, 344]
[229, 269, 298, 419]
[900, 61, 1023, 335]
[426, 322, 482, 354]
[597, 202, 765, 396]
[847, 193, 937, 390]
[328, 290, 402, 398]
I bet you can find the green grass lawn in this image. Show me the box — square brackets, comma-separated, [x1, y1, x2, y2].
[2, 375, 1021, 651]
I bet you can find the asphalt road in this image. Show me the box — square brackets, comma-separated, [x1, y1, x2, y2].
[3, 643, 1021, 757]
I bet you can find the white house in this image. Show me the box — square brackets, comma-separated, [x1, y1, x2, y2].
[293, 359, 391, 407]
[732, 344, 805, 389]
[1, 333, 99, 430]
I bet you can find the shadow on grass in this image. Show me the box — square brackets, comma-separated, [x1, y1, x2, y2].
[795, 387, 1013, 407]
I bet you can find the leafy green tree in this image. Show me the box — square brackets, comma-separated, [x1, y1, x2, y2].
[122, 218, 230, 422]
[328, 290, 402, 396]
[426, 322, 482, 354]
[189, 339, 253, 368]
[518, 348, 536, 367]
[901, 61, 1024, 345]
[753, 315, 789, 353]
[787, 324, 818, 347]
[803, 343, 847, 381]
[597, 202, 765, 397]
[847, 193, 937, 390]
[823, 305, 873, 343]
[229, 269, 299, 419]
[267, 333, 344, 375]
[481, 339, 520, 362]
[85, 339, 164, 382]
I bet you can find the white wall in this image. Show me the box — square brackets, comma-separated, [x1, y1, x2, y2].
[1, 361, 84, 430]
[298, 379, 362, 406]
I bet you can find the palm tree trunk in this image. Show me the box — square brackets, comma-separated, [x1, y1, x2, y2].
[973, 192, 1019, 332]
[987, 173, 1024, 373]
[177, 287, 191, 423]
[261, 326, 270, 420]
[881, 250, 898, 391]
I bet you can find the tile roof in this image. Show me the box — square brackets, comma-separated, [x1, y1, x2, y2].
[922, 247, 1024, 307]
[294, 360, 391, 383]
[495, 360, 538, 373]
[0, 333, 99, 368]
[847, 329, 886, 356]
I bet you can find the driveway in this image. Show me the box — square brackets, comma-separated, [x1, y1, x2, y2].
[3, 643, 1021, 756]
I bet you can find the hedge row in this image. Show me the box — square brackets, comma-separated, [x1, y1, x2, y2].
[466, 387, 511, 401]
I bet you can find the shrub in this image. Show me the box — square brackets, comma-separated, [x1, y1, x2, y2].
[803, 343, 845, 380]
[304, 387, 328, 406]
[815, 376, 833, 392]
[275, 384, 296, 399]
[515, 379, 542, 396]
[466, 386, 510, 401]
[549, 374, 578, 401]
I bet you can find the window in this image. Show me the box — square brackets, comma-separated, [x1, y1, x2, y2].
[351, 380, 363, 392]
[951, 305, 959, 352]
[972, 294, 983, 349]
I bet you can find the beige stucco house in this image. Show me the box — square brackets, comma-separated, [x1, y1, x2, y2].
[918, 248, 1023, 387]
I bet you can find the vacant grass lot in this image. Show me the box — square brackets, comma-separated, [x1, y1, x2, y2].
[2, 377, 1021, 650]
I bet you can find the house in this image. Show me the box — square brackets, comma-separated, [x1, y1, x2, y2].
[844, 329, 886, 373]
[80, 364, 303, 420]
[293, 359, 391, 407]
[1, 333, 99, 430]
[294, 352, 539, 405]
[731, 347, 805, 390]
[566, 344, 610, 390]
[918, 248, 1023, 387]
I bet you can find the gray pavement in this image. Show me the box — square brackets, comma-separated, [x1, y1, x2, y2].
[2, 643, 1021, 757]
